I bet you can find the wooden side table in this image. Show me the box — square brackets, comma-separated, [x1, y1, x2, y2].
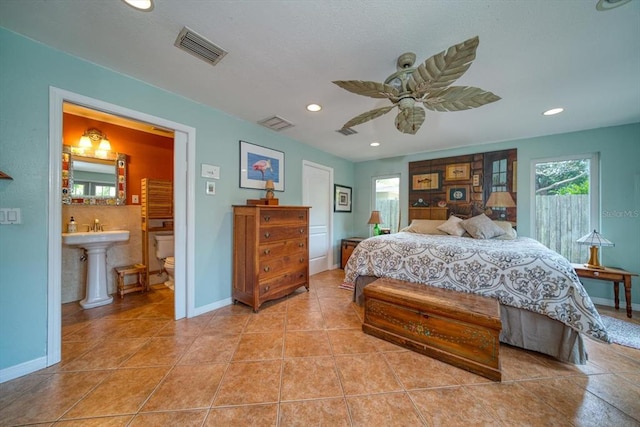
[572, 263, 637, 318]
[341, 237, 366, 269]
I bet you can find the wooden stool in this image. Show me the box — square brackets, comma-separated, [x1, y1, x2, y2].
[115, 264, 147, 298]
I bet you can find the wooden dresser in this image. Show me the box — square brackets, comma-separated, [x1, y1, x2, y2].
[232, 205, 310, 312]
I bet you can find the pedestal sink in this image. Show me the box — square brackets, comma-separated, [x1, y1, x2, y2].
[62, 230, 130, 309]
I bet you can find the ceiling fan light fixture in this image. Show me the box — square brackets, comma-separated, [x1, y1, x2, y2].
[306, 104, 322, 112]
[596, 0, 632, 11]
[122, 0, 154, 11]
[543, 107, 564, 116]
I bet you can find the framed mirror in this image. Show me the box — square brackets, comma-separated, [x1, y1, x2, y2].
[62, 145, 127, 205]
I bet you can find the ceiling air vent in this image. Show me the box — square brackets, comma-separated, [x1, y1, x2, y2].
[174, 27, 227, 66]
[258, 116, 294, 131]
[336, 127, 358, 136]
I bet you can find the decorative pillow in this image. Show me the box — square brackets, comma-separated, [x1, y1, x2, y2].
[436, 215, 466, 237]
[401, 219, 448, 235]
[460, 214, 506, 239]
[493, 221, 518, 240]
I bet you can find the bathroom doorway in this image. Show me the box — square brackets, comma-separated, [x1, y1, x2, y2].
[48, 87, 195, 367]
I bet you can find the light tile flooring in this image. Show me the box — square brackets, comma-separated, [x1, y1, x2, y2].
[1, 270, 639, 426]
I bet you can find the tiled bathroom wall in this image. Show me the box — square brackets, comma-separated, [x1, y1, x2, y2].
[61, 205, 143, 303]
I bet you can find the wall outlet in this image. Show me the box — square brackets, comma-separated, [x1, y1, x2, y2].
[132, 195, 139, 204]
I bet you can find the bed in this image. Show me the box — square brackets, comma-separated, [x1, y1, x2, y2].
[343, 216, 610, 364]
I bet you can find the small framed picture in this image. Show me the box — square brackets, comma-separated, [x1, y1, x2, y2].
[411, 172, 441, 191]
[206, 181, 216, 195]
[445, 163, 471, 181]
[446, 186, 469, 203]
[334, 184, 352, 212]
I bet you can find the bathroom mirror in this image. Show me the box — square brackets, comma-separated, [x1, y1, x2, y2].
[62, 145, 127, 205]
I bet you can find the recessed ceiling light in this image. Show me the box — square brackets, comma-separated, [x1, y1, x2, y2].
[122, 0, 154, 11]
[306, 104, 322, 112]
[370, 142, 380, 147]
[543, 108, 564, 116]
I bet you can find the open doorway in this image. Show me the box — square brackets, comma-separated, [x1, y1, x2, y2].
[48, 87, 196, 367]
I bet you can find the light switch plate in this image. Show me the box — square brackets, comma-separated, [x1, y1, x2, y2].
[201, 164, 220, 179]
[0, 208, 21, 224]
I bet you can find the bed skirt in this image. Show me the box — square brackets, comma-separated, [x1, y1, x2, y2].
[354, 276, 586, 364]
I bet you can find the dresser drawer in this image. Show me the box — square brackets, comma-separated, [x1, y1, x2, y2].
[259, 267, 308, 297]
[259, 254, 307, 280]
[259, 209, 308, 226]
[259, 225, 308, 243]
[259, 239, 306, 259]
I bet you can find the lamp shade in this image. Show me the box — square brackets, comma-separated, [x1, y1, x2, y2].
[367, 210, 383, 225]
[485, 191, 516, 208]
[98, 137, 112, 151]
[576, 230, 614, 247]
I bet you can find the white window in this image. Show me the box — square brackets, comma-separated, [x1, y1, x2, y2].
[531, 153, 599, 262]
[373, 175, 400, 233]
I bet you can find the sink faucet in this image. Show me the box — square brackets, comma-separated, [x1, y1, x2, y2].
[93, 218, 102, 232]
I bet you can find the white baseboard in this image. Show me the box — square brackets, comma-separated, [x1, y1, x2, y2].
[191, 297, 232, 317]
[590, 296, 639, 312]
[0, 356, 47, 384]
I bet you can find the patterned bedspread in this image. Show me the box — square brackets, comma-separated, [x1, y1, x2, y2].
[344, 232, 609, 343]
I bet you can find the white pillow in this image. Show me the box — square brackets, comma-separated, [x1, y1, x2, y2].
[493, 221, 517, 240]
[401, 219, 448, 235]
[437, 215, 466, 237]
[461, 214, 506, 239]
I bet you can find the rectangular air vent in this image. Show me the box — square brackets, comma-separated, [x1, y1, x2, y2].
[258, 116, 294, 131]
[175, 27, 227, 67]
[336, 127, 358, 136]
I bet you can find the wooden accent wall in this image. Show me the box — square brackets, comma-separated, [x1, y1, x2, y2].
[408, 149, 517, 223]
[63, 113, 173, 205]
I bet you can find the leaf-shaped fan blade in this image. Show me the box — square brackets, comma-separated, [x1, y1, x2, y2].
[407, 36, 479, 96]
[394, 106, 426, 135]
[423, 86, 501, 112]
[342, 105, 396, 129]
[333, 80, 399, 100]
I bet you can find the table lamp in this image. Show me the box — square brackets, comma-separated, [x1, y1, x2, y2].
[576, 229, 614, 269]
[264, 179, 275, 199]
[367, 210, 384, 236]
[485, 191, 516, 220]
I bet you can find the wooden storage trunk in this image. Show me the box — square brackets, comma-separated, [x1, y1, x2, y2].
[363, 278, 502, 381]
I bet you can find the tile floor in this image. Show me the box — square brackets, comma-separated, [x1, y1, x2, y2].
[1, 269, 639, 426]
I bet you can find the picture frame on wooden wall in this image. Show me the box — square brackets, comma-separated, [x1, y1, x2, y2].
[334, 184, 352, 212]
[411, 172, 441, 191]
[445, 163, 471, 181]
[446, 185, 470, 203]
[239, 140, 284, 191]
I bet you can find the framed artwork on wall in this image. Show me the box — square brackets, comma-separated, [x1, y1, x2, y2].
[334, 184, 352, 212]
[445, 163, 471, 181]
[411, 172, 441, 191]
[446, 185, 470, 203]
[239, 140, 284, 191]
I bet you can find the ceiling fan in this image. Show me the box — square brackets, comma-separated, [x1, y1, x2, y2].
[333, 36, 500, 135]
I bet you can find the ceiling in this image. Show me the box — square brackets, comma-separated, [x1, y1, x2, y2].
[1, 0, 639, 162]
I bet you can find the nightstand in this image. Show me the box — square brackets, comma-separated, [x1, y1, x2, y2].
[572, 263, 637, 318]
[341, 237, 366, 269]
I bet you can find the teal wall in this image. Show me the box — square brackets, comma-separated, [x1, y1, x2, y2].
[0, 28, 355, 371]
[1, 26, 638, 375]
[354, 124, 640, 306]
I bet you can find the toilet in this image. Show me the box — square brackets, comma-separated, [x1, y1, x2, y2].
[154, 233, 175, 290]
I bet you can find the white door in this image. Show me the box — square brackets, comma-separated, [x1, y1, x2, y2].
[302, 161, 333, 275]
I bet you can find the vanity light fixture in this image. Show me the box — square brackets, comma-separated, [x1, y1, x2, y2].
[121, 0, 154, 11]
[543, 107, 564, 116]
[78, 128, 112, 158]
[306, 104, 322, 112]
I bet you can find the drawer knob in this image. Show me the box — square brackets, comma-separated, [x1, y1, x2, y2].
[264, 232, 271, 238]
[298, 242, 304, 248]
[299, 229, 304, 234]
[594, 271, 599, 276]
[264, 285, 270, 291]
[298, 214, 304, 219]
[263, 249, 271, 255]
[299, 257, 304, 263]
[264, 216, 271, 222]
[263, 266, 270, 272]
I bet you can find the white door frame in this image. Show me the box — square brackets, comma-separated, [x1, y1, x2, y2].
[48, 87, 196, 366]
[302, 160, 333, 271]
